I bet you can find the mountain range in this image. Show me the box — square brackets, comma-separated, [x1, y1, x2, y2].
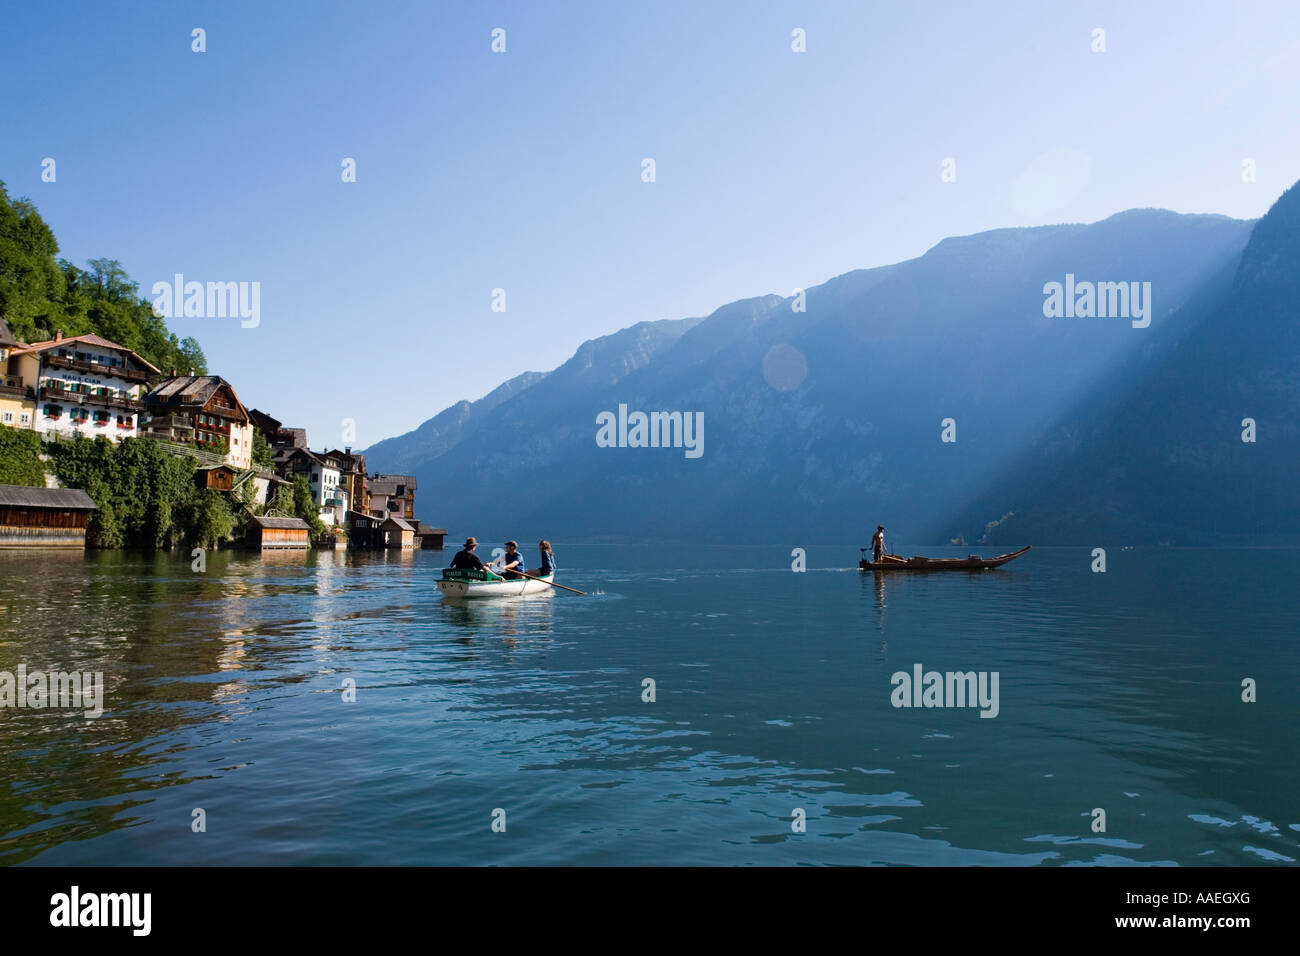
[365, 182, 1300, 546]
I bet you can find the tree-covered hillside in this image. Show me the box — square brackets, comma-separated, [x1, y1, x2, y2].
[0, 181, 205, 373]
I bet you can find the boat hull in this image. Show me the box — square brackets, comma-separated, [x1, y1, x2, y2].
[858, 545, 1031, 572]
[437, 570, 556, 597]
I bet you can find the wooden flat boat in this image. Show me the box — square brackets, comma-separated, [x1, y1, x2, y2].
[437, 567, 556, 597]
[858, 545, 1031, 572]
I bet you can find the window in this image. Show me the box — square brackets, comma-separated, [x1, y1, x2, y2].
[93, 411, 109, 423]
[1, 411, 11, 423]
[19, 413, 29, 425]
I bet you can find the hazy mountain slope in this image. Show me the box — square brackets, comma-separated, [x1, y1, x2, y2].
[367, 208, 1255, 543]
[361, 370, 548, 474]
[956, 182, 1300, 546]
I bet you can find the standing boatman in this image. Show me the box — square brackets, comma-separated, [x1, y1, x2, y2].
[871, 526, 886, 563]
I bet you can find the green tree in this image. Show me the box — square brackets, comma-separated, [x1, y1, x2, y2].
[250, 428, 273, 468]
[48, 435, 198, 550]
[291, 475, 326, 542]
[0, 427, 45, 486]
[190, 488, 236, 548]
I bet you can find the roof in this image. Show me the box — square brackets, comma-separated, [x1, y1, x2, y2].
[371, 473, 417, 489]
[280, 447, 341, 471]
[0, 484, 98, 510]
[11, 334, 162, 373]
[273, 427, 308, 448]
[381, 517, 415, 531]
[0, 319, 17, 348]
[145, 375, 249, 418]
[369, 480, 398, 496]
[251, 515, 309, 530]
[248, 408, 282, 431]
[415, 523, 448, 535]
[324, 449, 365, 470]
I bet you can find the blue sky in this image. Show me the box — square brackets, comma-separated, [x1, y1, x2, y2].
[3, 0, 1298, 448]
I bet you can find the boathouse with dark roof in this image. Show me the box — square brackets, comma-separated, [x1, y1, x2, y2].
[0, 484, 98, 548]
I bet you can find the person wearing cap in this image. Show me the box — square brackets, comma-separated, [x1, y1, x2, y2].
[871, 525, 886, 563]
[449, 537, 488, 571]
[493, 540, 527, 579]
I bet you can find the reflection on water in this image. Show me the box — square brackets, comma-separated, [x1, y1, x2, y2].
[1, 546, 1298, 866]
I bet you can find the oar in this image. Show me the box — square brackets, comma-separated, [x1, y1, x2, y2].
[491, 566, 585, 595]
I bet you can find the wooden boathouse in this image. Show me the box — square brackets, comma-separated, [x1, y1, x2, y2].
[0, 484, 98, 548]
[247, 515, 310, 551]
[380, 516, 415, 550]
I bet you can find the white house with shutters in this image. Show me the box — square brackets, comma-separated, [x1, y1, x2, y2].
[6, 332, 158, 442]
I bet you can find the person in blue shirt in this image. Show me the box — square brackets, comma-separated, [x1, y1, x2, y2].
[494, 540, 526, 579]
[537, 540, 556, 576]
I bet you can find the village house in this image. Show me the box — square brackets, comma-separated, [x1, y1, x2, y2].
[250, 471, 292, 506]
[142, 373, 256, 469]
[0, 320, 36, 431]
[326, 448, 369, 517]
[276, 447, 349, 525]
[0, 484, 98, 549]
[5, 331, 157, 442]
[249, 408, 308, 453]
[368, 473, 417, 521]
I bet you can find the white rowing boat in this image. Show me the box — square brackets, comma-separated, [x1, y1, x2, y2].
[436, 567, 557, 598]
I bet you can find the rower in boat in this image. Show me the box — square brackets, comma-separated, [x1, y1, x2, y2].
[492, 540, 526, 579]
[449, 537, 488, 571]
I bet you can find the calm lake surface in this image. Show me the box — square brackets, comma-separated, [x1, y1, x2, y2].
[1, 545, 1296, 866]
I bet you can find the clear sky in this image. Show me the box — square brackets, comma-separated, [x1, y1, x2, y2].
[3, 1, 1298, 449]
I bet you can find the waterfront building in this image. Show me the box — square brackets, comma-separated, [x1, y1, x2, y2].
[0, 484, 98, 548]
[380, 516, 415, 549]
[247, 515, 310, 551]
[414, 522, 448, 550]
[6, 331, 156, 442]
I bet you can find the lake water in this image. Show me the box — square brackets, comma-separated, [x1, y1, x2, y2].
[1, 545, 1296, 866]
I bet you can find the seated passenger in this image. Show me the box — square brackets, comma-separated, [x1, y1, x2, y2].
[449, 537, 487, 571]
[537, 540, 556, 576]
